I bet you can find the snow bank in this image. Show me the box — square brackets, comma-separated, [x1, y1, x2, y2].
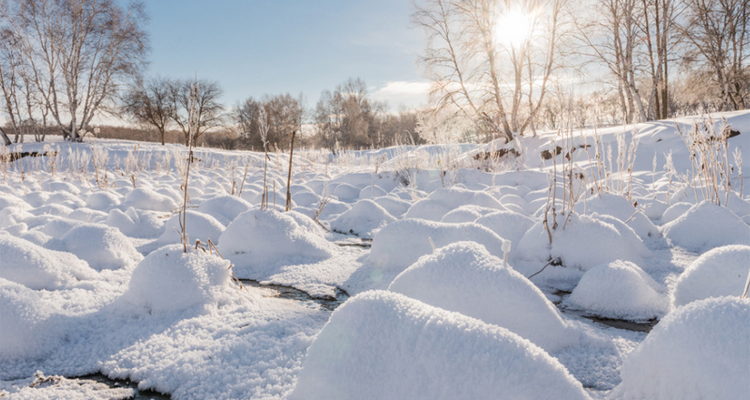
[290, 290, 590, 400]
[61, 224, 142, 270]
[369, 218, 508, 272]
[330, 199, 396, 237]
[672, 245, 750, 307]
[121, 244, 237, 314]
[403, 187, 505, 221]
[0, 234, 97, 290]
[516, 213, 649, 271]
[564, 260, 668, 320]
[218, 209, 337, 274]
[617, 296, 750, 400]
[388, 242, 580, 352]
[662, 201, 750, 253]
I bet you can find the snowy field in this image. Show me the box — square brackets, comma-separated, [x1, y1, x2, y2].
[1, 111, 749, 399]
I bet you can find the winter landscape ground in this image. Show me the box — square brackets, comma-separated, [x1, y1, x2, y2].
[0, 111, 749, 400]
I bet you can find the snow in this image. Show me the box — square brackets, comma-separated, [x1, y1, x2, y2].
[218, 208, 338, 276]
[516, 213, 650, 271]
[290, 290, 591, 400]
[564, 260, 669, 321]
[61, 224, 142, 271]
[157, 210, 226, 247]
[672, 245, 750, 307]
[0, 233, 98, 290]
[616, 296, 750, 400]
[330, 199, 396, 237]
[1, 110, 749, 399]
[388, 241, 581, 352]
[403, 187, 506, 221]
[351, 218, 509, 293]
[662, 201, 750, 253]
[121, 245, 237, 314]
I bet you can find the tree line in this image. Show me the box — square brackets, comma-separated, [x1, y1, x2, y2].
[414, 0, 749, 142]
[0, 0, 747, 148]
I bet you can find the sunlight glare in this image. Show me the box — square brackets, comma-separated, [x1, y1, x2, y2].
[494, 6, 537, 48]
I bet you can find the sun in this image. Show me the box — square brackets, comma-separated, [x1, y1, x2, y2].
[494, 6, 538, 49]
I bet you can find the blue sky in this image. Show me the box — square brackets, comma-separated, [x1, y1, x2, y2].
[144, 0, 430, 111]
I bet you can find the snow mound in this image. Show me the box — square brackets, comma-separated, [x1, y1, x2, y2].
[85, 191, 121, 211]
[516, 213, 649, 271]
[330, 199, 396, 237]
[121, 244, 239, 314]
[218, 208, 337, 274]
[158, 210, 226, 245]
[358, 184, 387, 199]
[661, 202, 692, 223]
[61, 224, 142, 270]
[331, 183, 361, 202]
[673, 245, 750, 307]
[440, 205, 498, 223]
[369, 218, 508, 273]
[105, 207, 165, 238]
[403, 187, 505, 221]
[196, 194, 252, 226]
[0, 279, 60, 359]
[662, 201, 750, 253]
[564, 260, 668, 320]
[373, 196, 411, 218]
[617, 296, 750, 400]
[475, 210, 535, 245]
[575, 193, 660, 239]
[290, 290, 590, 400]
[0, 234, 97, 290]
[122, 188, 177, 212]
[388, 242, 580, 352]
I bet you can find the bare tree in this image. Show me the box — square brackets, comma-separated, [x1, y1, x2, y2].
[122, 76, 173, 145]
[678, 0, 749, 111]
[314, 78, 387, 150]
[169, 78, 224, 146]
[235, 93, 305, 150]
[574, 0, 649, 123]
[0, 0, 148, 141]
[414, 0, 567, 143]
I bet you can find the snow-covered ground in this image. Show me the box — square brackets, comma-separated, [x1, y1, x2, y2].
[1, 111, 749, 399]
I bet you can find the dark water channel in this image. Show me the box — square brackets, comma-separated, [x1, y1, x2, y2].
[61, 282, 349, 399]
[70, 373, 170, 400]
[552, 290, 658, 333]
[239, 279, 350, 311]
